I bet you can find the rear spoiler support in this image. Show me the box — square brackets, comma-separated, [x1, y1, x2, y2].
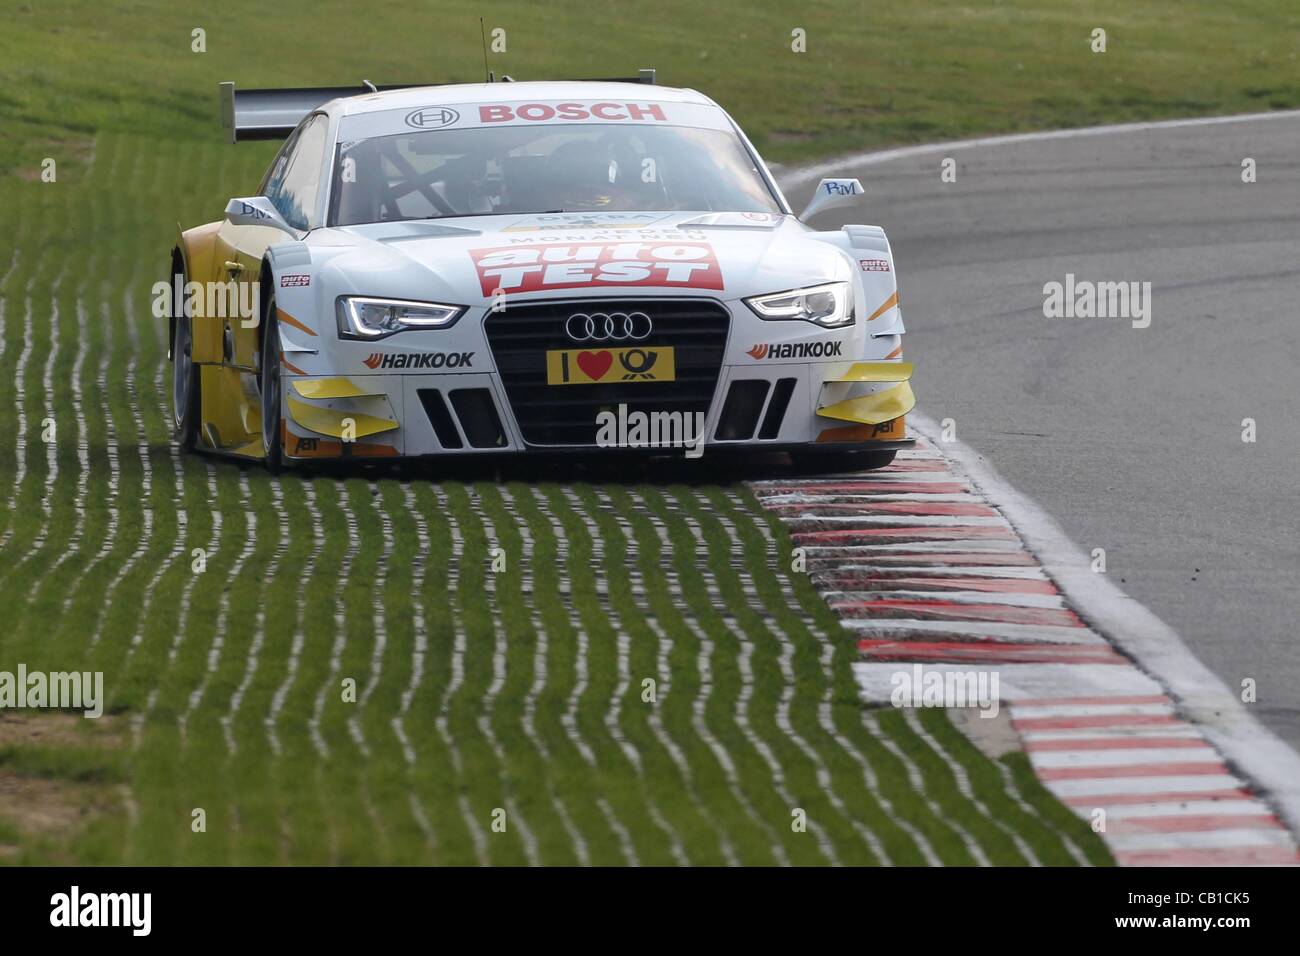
[220, 70, 658, 143]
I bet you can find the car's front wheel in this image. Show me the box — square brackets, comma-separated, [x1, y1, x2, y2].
[171, 266, 201, 450]
[259, 293, 283, 473]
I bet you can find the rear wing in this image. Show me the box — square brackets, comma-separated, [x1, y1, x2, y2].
[220, 70, 658, 144]
[220, 82, 414, 142]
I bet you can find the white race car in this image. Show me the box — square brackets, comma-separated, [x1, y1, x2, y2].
[167, 72, 915, 470]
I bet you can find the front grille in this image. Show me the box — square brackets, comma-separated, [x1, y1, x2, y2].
[484, 298, 730, 446]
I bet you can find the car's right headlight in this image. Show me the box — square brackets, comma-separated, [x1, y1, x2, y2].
[743, 281, 853, 328]
[336, 296, 466, 340]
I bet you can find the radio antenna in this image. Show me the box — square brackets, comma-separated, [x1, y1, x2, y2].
[480, 18, 491, 82]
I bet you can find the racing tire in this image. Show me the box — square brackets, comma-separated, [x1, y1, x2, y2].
[171, 266, 201, 451]
[259, 291, 284, 474]
[789, 448, 897, 475]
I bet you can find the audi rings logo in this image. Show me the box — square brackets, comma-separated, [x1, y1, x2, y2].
[564, 311, 653, 342]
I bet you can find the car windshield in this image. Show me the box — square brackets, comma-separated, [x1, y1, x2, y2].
[329, 123, 782, 226]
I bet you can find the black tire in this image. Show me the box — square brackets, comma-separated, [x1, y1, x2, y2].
[789, 448, 897, 475]
[259, 292, 284, 473]
[171, 266, 201, 451]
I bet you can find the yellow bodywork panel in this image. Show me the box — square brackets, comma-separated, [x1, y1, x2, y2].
[240, 396, 263, 437]
[199, 365, 260, 451]
[829, 361, 914, 383]
[287, 395, 399, 439]
[178, 221, 225, 364]
[817, 381, 916, 425]
[292, 378, 376, 400]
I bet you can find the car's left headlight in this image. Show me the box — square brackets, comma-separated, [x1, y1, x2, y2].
[744, 281, 854, 328]
[336, 296, 466, 340]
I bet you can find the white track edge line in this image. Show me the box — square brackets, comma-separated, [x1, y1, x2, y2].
[906, 410, 1300, 838]
[781, 108, 1300, 187]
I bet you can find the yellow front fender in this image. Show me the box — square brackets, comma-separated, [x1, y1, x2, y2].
[176, 220, 224, 363]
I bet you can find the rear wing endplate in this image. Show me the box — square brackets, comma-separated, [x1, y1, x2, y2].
[219, 70, 657, 144]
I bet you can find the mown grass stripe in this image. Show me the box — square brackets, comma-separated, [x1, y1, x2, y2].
[740, 486, 1004, 865]
[179, 476, 255, 743]
[427, 483, 493, 865]
[393, 485, 428, 769]
[271, 477, 345, 865]
[914, 708, 1095, 866]
[541, 487, 643, 865]
[0, 285, 35, 554]
[634, 486, 794, 865]
[902, 709, 1043, 865]
[2, 264, 65, 598]
[413, 482, 485, 863]
[0, 186, 24, 548]
[722, 486, 944, 864]
[377, 482, 441, 860]
[464, 485, 542, 865]
[87, 137, 165, 677]
[699, 491, 892, 863]
[223, 479, 289, 754]
[526, 486, 644, 865]
[565, 487, 689, 866]
[630, 488, 793, 865]
[9, 211, 87, 646]
[497, 485, 591, 865]
[663, 489, 847, 864]
[591, 487, 739, 865]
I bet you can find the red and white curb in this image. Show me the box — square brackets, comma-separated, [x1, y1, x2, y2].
[750, 426, 1300, 866]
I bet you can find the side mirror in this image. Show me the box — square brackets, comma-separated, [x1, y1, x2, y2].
[225, 196, 299, 236]
[799, 178, 863, 221]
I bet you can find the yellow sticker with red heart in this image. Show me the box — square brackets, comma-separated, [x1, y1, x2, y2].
[545, 347, 676, 385]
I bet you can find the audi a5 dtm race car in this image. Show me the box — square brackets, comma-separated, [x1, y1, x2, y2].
[167, 71, 915, 470]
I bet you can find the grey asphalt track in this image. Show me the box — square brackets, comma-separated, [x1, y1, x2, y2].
[782, 113, 1300, 751]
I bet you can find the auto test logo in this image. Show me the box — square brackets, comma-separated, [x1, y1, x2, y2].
[747, 340, 844, 360]
[363, 351, 474, 369]
[470, 242, 724, 295]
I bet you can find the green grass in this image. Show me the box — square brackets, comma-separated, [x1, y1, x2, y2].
[0, 0, 1153, 865]
[1, 0, 1299, 180]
